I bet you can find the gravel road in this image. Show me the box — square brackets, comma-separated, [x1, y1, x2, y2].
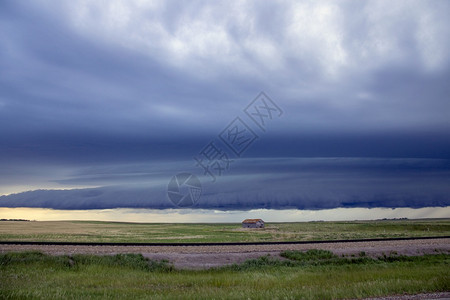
[357, 292, 450, 300]
[1, 238, 449, 269]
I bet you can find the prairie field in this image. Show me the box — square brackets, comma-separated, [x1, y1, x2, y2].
[0, 219, 449, 243]
[1, 220, 449, 299]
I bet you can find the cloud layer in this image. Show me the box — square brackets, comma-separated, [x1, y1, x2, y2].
[1, 0, 449, 141]
[1, 1, 449, 212]
[1, 158, 448, 210]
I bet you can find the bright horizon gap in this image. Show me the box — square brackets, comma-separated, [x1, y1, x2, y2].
[1, 207, 449, 223]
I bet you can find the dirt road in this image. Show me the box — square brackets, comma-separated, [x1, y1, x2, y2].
[1, 238, 449, 269]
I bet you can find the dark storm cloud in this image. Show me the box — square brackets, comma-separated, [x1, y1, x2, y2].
[0, 2, 256, 149]
[1, 1, 449, 145]
[1, 1, 450, 211]
[1, 158, 449, 210]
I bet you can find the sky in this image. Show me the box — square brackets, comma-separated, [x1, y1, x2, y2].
[0, 1, 449, 221]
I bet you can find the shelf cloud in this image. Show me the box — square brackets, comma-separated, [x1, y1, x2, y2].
[1, 158, 448, 210]
[0, 1, 449, 214]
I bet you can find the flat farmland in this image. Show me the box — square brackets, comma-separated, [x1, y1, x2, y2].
[1, 220, 449, 299]
[0, 219, 449, 243]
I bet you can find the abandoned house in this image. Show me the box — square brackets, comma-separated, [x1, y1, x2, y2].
[242, 219, 265, 228]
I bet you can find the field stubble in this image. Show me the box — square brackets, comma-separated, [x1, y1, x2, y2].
[0, 219, 449, 243]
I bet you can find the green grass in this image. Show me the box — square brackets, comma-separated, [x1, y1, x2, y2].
[0, 219, 449, 243]
[1, 251, 449, 299]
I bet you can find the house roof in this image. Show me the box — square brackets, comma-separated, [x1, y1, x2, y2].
[242, 219, 264, 224]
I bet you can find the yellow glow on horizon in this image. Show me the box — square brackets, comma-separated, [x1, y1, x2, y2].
[0, 207, 449, 223]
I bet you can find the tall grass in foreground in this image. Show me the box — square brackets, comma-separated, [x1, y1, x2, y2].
[0, 251, 449, 299]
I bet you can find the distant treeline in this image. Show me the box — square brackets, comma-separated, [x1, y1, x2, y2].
[0, 219, 31, 221]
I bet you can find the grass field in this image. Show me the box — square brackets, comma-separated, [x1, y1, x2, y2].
[1, 250, 448, 299]
[0, 219, 449, 243]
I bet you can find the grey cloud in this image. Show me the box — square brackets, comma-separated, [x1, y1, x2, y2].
[1, 158, 448, 210]
[1, 1, 449, 139]
[1, 1, 450, 210]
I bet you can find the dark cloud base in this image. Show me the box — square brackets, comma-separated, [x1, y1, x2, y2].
[1, 2, 449, 215]
[1, 158, 449, 210]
